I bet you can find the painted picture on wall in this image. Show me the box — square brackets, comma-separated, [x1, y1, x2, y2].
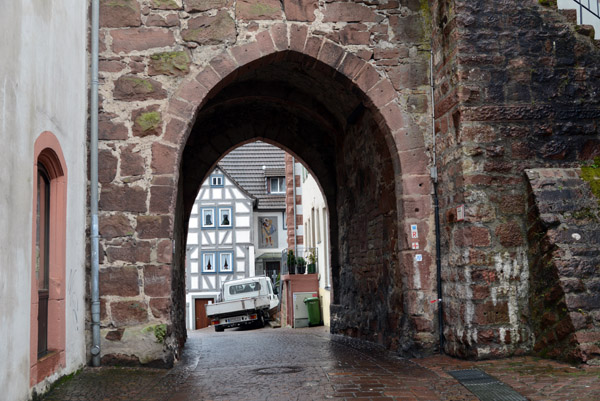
[259, 216, 277, 248]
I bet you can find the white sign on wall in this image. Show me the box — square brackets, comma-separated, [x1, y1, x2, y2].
[410, 224, 418, 239]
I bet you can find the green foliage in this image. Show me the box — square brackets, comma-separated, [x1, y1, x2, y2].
[538, 0, 557, 7]
[580, 157, 600, 204]
[135, 111, 161, 132]
[143, 324, 168, 344]
[308, 251, 316, 265]
[150, 51, 190, 74]
[296, 257, 306, 267]
[287, 250, 296, 267]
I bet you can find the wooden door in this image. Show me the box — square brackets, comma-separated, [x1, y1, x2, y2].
[195, 299, 211, 329]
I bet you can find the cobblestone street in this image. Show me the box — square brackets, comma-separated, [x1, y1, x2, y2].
[43, 326, 600, 401]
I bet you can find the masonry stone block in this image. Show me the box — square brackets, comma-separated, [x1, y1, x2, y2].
[237, 0, 282, 20]
[120, 144, 146, 177]
[111, 301, 149, 326]
[143, 265, 172, 297]
[99, 116, 129, 141]
[133, 105, 162, 137]
[474, 301, 510, 325]
[150, 185, 175, 213]
[338, 24, 370, 46]
[157, 239, 173, 263]
[283, 0, 316, 22]
[98, 150, 118, 183]
[100, 0, 142, 28]
[137, 215, 171, 239]
[454, 226, 491, 248]
[322, 3, 377, 23]
[184, 0, 230, 12]
[151, 0, 181, 10]
[99, 266, 140, 297]
[495, 221, 523, 247]
[114, 75, 167, 101]
[150, 298, 170, 319]
[270, 23, 288, 51]
[99, 184, 148, 213]
[106, 240, 152, 263]
[163, 118, 188, 145]
[100, 214, 134, 240]
[149, 51, 190, 76]
[231, 42, 263, 66]
[151, 143, 178, 175]
[146, 13, 181, 27]
[99, 59, 126, 74]
[110, 28, 175, 53]
[182, 11, 236, 45]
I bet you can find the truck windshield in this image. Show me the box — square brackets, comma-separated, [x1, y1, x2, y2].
[228, 282, 261, 295]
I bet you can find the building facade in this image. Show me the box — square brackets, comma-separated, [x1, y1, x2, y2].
[299, 166, 332, 326]
[185, 141, 289, 329]
[0, 2, 88, 400]
[185, 167, 255, 329]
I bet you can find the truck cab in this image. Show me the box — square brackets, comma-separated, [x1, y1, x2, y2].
[207, 277, 279, 331]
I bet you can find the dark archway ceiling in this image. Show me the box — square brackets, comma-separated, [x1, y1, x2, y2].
[181, 54, 374, 217]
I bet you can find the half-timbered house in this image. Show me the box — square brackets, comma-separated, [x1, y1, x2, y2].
[186, 141, 289, 329]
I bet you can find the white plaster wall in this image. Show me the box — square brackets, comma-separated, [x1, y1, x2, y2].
[300, 172, 331, 325]
[0, 1, 88, 399]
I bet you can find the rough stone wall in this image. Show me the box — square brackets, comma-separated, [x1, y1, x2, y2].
[95, 0, 436, 364]
[526, 168, 600, 364]
[333, 110, 398, 347]
[430, 0, 600, 358]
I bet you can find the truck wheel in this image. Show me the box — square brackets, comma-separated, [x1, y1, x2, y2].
[255, 315, 265, 329]
[215, 326, 224, 332]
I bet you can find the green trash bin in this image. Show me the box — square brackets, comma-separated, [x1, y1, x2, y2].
[304, 297, 321, 326]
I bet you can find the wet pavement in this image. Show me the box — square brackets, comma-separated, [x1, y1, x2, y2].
[43, 326, 600, 401]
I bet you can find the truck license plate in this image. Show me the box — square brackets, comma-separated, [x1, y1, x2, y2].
[225, 316, 243, 323]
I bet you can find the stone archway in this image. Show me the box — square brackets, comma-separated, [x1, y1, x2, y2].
[96, 4, 435, 366]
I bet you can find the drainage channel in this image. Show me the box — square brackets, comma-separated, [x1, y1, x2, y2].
[447, 369, 527, 401]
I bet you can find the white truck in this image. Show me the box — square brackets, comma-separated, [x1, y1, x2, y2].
[206, 276, 279, 332]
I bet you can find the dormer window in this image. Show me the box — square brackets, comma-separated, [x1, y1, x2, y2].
[269, 177, 285, 194]
[211, 174, 224, 187]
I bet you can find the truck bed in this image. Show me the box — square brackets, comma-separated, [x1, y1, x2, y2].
[205, 295, 271, 318]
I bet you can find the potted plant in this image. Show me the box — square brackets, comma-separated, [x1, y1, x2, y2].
[307, 251, 316, 274]
[296, 256, 307, 274]
[287, 250, 296, 274]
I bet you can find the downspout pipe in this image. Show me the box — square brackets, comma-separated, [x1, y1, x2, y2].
[90, 0, 101, 367]
[430, 49, 445, 354]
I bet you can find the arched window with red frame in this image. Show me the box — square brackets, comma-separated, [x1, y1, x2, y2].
[30, 132, 67, 385]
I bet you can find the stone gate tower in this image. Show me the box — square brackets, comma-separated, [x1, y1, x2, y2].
[94, 0, 600, 366]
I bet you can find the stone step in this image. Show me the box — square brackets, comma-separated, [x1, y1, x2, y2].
[560, 8, 578, 24]
[575, 23, 596, 38]
[268, 319, 281, 328]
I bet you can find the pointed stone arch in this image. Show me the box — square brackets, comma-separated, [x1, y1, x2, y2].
[97, 21, 437, 365]
[155, 30, 436, 357]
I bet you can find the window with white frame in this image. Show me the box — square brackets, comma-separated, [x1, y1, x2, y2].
[211, 174, 224, 187]
[201, 208, 215, 228]
[218, 208, 232, 228]
[269, 177, 285, 194]
[202, 253, 216, 273]
[219, 252, 233, 273]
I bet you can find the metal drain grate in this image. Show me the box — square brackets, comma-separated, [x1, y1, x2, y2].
[252, 366, 304, 375]
[448, 369, 527, 401]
